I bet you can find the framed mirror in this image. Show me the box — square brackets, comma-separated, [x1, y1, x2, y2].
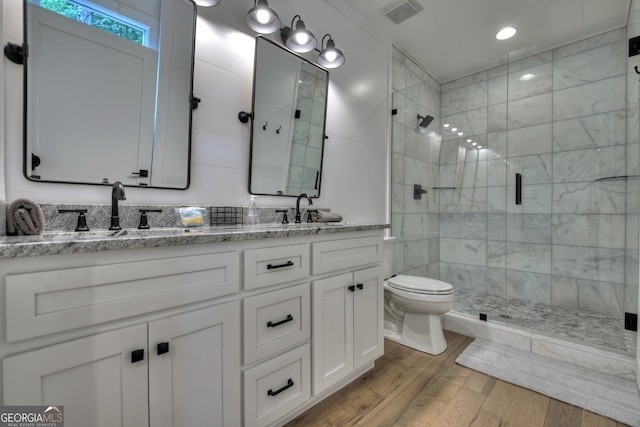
[23, 0, 196, 189]
[249, 36, 328, 197]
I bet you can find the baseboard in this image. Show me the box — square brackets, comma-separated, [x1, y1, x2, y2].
[444, 312, 637, 381]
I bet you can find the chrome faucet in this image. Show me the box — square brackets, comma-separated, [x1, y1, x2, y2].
[295, 193, 313, 223]
[109, 181, 126, 230]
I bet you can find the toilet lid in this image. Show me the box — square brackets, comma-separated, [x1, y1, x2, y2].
[387, 275, 454, 295]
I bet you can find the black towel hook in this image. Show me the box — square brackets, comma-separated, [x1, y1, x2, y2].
[635, 66, 640, 75]
[263, 122, 268, 130]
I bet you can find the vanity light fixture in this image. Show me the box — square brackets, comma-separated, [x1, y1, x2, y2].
[194, 0, 221, 6]
[285, 15, 317, 53]
[317, 34, 345, 68]
[246, 0, 281, 34]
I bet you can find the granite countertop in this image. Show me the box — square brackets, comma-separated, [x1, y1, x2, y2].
[0, 223, 390, 259]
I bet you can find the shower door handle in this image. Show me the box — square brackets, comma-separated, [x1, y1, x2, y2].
[515, 173, 522, 205]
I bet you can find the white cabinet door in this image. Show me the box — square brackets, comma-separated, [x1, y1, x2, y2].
[148, 301, 241, 427]
[353, 266, 384, 370]
[3, 324, 149, 427]
[312, 272, 354, 395]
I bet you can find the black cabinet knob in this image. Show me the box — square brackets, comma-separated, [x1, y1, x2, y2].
[357, 283, 364, 290]
[348, 285, 355, 292]
[131, 349, 144, 363]
[157, 342, 170, 355]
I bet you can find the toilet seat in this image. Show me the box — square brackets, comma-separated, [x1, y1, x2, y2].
[386, 275, 453, 296]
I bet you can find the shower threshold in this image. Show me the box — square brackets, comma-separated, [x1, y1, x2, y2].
[451, 289, 637, 356]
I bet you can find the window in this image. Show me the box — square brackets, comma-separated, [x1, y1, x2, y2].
[32, 0, 149, 46]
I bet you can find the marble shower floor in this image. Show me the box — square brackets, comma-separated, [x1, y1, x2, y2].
[452, 289, 638, 356]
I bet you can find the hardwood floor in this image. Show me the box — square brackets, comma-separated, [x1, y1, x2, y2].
[285, 331, 630, 427]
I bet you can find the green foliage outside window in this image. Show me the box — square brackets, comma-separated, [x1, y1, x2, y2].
[37, 0, 145, 45]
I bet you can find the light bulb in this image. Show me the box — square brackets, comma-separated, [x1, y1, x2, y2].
[295, 32, 309, 45]
[324, 50, 337, 62]
[256, 9, 270, 24]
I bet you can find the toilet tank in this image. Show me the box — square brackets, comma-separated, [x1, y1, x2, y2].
[383, 236, 397, 279]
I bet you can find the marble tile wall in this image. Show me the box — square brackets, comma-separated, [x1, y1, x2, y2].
[390, 47, 441, 278]
[439, 27, 638, 319]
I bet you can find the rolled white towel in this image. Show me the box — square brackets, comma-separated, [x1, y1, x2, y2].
[7, 198, 45, 235]
[312, 209, 343, 222]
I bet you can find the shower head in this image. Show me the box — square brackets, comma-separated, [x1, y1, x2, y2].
[418, 114, 434, 128]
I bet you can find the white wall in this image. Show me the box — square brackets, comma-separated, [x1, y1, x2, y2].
[1, 0, 391, 224]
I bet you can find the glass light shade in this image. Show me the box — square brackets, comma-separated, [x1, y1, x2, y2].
[317, 38, 345, 68]
[194, 0, 221, 6]
[246, 0, 281, 34]
[286, 19, 316, 53]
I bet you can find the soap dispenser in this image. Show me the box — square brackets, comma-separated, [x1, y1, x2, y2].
[246, 195, 259, 228]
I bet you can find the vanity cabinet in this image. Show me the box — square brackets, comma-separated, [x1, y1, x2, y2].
[0, 244, 241, 427]
[3, 301, 241, 427]
[312, 266, 383, 395]
[310, 235, 384, 395]
[0, 226, 387, 427]
[4, 324, 149, 427]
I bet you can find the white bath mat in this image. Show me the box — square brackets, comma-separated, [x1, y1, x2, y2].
[456, 339, 640, 426]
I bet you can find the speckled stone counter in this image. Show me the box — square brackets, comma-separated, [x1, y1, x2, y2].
[0, 223, 390, 259]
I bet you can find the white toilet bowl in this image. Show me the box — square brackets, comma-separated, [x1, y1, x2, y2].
[384, 275, 454, 355]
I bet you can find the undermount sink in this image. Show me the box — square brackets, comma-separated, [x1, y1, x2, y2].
[42, 228, 186, 240]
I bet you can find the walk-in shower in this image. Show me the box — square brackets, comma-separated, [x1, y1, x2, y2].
[390, 8, 639, 357]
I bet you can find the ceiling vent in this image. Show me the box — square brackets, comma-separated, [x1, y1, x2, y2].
[382, 0, 423, 25]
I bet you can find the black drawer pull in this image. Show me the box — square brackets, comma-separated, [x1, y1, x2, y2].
[157, 342, 170, 355]
[267, 314, 294, 327]
[267, 260, 294, 270]
[357, 283, 364, 290]
[348, 285, 355, 292]
[268, 378, 294, 396]
[131, 349, 144, 363]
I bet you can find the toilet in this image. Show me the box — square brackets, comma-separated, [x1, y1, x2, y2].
[383, 237, 454, 355]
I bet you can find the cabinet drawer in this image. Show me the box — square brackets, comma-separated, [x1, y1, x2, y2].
[244, 344, 310, 427]
[5, 250, 239, 342]
[244, 244, 309, 290]
[312, 236, 383, 275]
[243, 283, 310, 365]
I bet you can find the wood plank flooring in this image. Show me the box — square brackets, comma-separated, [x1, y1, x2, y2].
[285, 331, 630, 427]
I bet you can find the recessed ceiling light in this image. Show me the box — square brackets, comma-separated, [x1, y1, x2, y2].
[472, 142, 477, 146]
[451, 127, 458, 132]
[458, 132, 464, 136]
[520, 73, 535, 81]
[467, 139, 472, 143]
[477, 145, 483, 148]
[496, 27, 516, 40]
[443, 123, 450, 128]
